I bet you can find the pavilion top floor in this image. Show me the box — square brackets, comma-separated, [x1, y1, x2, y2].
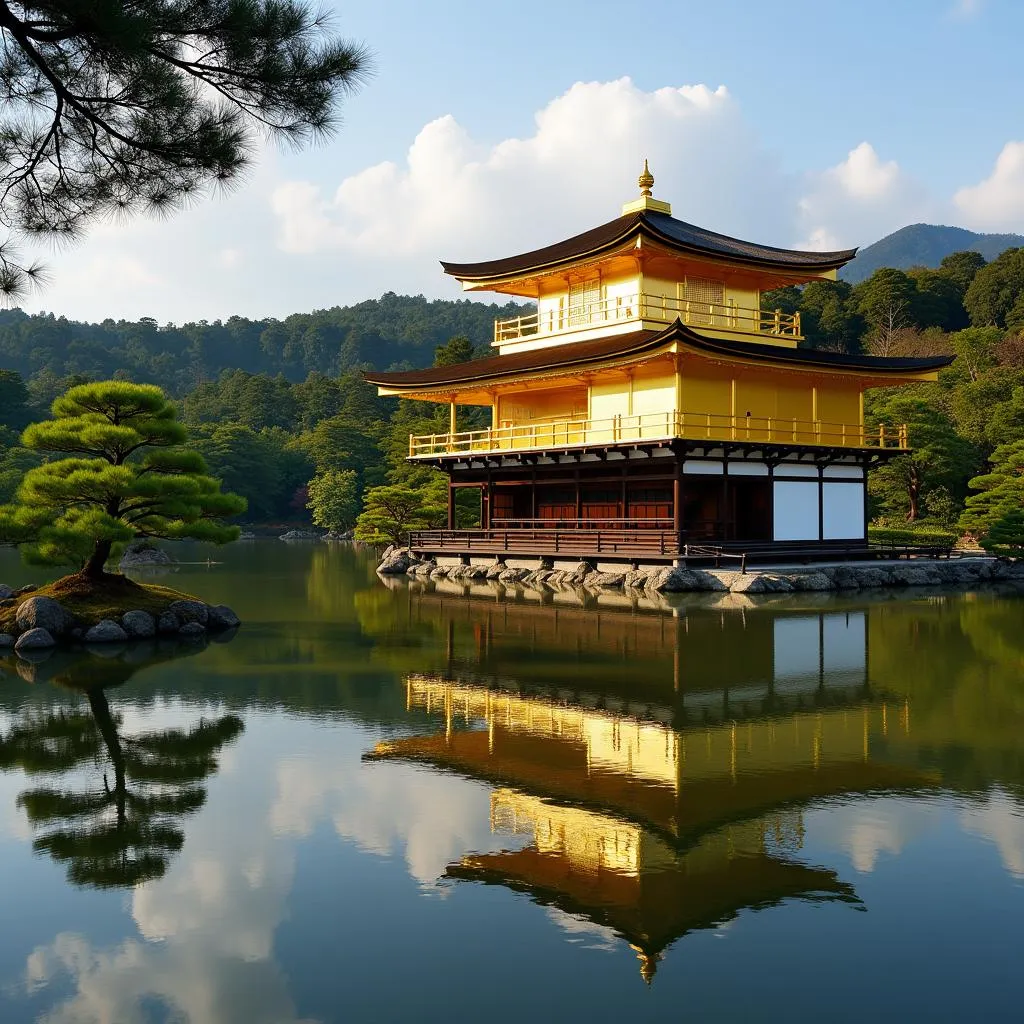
[441, 166, 857, 354]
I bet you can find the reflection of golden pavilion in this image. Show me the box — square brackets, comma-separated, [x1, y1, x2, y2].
[449, 790, 856, 982]
[372, 676, 934, 844]
[366, 602, 942, 981]
[403, 595, 877, 726]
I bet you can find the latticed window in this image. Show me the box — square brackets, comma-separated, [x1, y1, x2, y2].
[568, 279, 601, 326]
[683, 277, 724, 326]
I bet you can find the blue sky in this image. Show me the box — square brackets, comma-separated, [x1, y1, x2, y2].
[22, 0, 1024, 323]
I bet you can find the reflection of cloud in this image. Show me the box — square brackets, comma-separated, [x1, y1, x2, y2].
[0, 773, 32, 842]
[26, 931, 317, 1024]
[271, 749, 499, 886]
[961, 790, 1024, 879]
[809, 797, 943, 873]
[545, 907, 618, 952]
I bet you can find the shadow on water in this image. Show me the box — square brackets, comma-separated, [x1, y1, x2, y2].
[0, 637, 243, 889]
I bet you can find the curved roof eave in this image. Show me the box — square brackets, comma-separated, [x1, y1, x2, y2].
[362, 321, 955, 393]
[441, 211, 858, 282]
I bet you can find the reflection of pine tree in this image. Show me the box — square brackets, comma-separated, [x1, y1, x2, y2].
[0, 689, 242, 888]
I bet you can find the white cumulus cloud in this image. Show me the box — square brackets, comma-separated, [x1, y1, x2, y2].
[14, 77, 1024, 323]
[270, 78, 798, 281]
[954, 141, 1024, 231]
[796, 142, 935, 252]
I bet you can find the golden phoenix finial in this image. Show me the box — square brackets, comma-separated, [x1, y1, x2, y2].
[638, 159, 655, 197]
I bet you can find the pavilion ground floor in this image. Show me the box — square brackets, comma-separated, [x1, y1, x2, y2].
[412, 443, 877, 565]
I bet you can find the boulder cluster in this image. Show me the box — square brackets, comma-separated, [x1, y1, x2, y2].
[119, 541, 175, 568]
[377, 546, 1024, 595]
[0, 590, 240, 655]
[277, 528, 354, 541]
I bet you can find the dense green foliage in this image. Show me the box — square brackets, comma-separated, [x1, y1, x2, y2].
[979, 510, 1024, 557]
[307, 469, 359, 532]
[0, 0, 370, 297]
[0, 294, 523, 392]
[959, 441, 1024, 538]
[354, 483, 447, 545]
[0, 382, 245, 575]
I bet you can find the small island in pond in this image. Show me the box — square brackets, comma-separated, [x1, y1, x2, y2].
[0, 381, 243, 651]
[0, 572, 239, 651]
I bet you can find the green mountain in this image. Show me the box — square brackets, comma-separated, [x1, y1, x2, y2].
[841, 223, 1024, 284]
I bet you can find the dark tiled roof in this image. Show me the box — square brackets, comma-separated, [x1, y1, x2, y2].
[680, 331, 956, 373]
[364, 329, 664, 388]
[363, 322, 954, 391]
[440, 211, 857, 281]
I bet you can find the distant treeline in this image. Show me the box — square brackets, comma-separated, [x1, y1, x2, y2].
[0, 292, 525, 398]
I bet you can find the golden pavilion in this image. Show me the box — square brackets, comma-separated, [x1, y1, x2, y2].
[366, 163, 953, 562]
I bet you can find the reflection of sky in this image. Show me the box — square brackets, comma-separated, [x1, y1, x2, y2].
[0, 694, 1023, 1022]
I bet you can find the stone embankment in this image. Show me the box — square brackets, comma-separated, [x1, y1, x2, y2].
[0, 593, 240, 654]
[377, 545, 1024, 594]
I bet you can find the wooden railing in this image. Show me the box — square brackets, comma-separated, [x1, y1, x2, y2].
[494, 293, 801, 344]
[409, 527, 680, 558]
[409, 411, 908, 458]
[487, 517, 673, 530]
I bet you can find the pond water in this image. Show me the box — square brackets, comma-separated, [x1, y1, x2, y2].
[1, 542, 1023, 1023]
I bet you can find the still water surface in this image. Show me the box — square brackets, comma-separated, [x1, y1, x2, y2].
[1, 542, 1023, 1022]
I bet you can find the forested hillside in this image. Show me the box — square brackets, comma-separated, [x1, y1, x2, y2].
[842, 224, 1024, 284]
[0, 293, 526, 398]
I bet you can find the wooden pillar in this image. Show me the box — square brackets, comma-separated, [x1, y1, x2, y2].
[447, 478, 455, 530]
[575, 468, 582, 523]
[673, 457, 682, 548]
[530, 468, 537, 521]
[449, 400, 457, 436]
[721, 465, 730, 542]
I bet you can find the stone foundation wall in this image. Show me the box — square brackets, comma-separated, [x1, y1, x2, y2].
[377, 545, 1024, 595]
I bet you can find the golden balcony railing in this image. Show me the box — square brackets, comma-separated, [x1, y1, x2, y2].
[493, 294, 801, 345]
[409, 411, 908, 458]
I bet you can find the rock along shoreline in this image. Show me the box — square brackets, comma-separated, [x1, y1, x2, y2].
[0, 589, 240, 655]
[376, 546, 1024, 595]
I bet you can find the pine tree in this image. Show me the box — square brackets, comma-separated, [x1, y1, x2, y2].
[0, 380, 246, 577]
[0, 0, 370, 294]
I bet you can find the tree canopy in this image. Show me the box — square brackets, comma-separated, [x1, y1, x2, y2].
[354, 483, 446, 545]
[959, 440, 1024, 539]
[964, 249, 1024, 330]
[866, 390, 978, 522]
[0, 0, 371, 295]
[0, 380, 245, 576]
